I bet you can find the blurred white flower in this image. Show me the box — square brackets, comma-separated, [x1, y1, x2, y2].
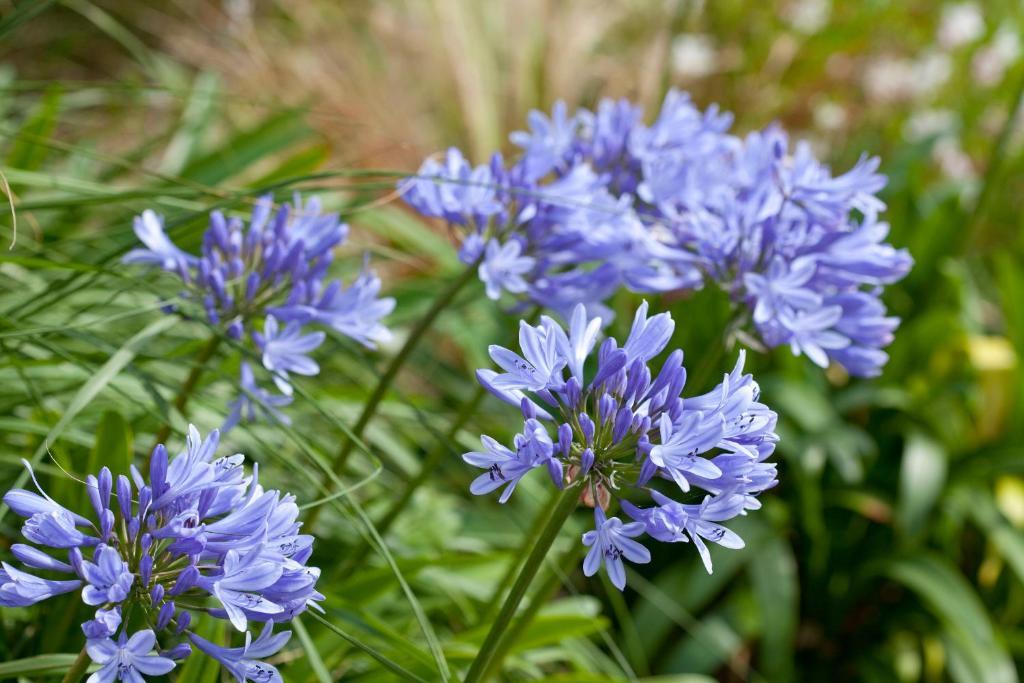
[937, 3, 985, 50]
[784, 0, 830, 34]
[972, 26, 1022, 86]
[863, 52, 950, 104]
[903, 109, 957, 142]
[933, 137, 975, 181]
[813, 100, 847, 131]
[671, 34, 717, 79]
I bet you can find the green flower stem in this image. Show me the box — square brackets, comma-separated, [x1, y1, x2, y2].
[478, 542, 585, 681]
[463, 481, 583, 683]
[306, 262, 480, 530]
[152, 333, 222, 448]
[60, 647, 91, 683]
[478, 485, 562, 625]
[338, 383, 488, 575]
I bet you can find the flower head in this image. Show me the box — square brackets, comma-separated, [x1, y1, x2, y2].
[0, 426, 320, 680]
[402, 90, 911, 376]
[466, 304, 779, 588]
[124, 195, 395, 428]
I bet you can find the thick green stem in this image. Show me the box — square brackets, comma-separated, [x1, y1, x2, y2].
[60, 647, 91, 683]
[307, 263, 480, 529]
[463, 482, 582, 683]
[339, 383, 488, 574]
[479, 542, 584, 681]
[478, 485, 562, 625]
[153, 334, 222, 448]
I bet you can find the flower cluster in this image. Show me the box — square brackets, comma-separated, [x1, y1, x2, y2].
[401, 91, 912, 376]
[125, 195, 395, 427]
[465, 303, 778, 588]
[0, 426, 321, 681]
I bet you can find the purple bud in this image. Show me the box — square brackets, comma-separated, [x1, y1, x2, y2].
[612, 407, 633, 444]
[116, 475, 132, 520]
[97, 467, 112, 507]
[623, 359, 649, 403]
[99, 509, 115, 541]
[162, 644, 192, 660]
[638, 456, 658, 486]
[156, 601, 175, 629]
[203, 295, 220, 325]
[557, 423, 572, 457]
[140, 554, 153, 587]
[170, 565, 199, 595]
[227, 319, 244, 340]
[581, 448, 595, 475]
[176, 610, 192, 634]
[283, 240, 305, 274]
[150, 445, 168, 498]
[229, 257, 245, 279]
[141, 533, 153, 552]
[127, 517, 140, 542]
[209, 211, 229, 251]
[546, 458, 564, 489]
[564, 376, 582, 409]
[150, 583, 165, 607]
[245, 272, 260, 302]
[592, 348, 628, 388]
[579, 414, 595, 445]
[86, 475, 103, 518]
[287, 280, 307, 306]
[138, 486, 152, 516]
[209, 269, 227, 303]
[598, 394, 617, 426]
[520, 397, 536, 420]
[69, 547, 84, 578]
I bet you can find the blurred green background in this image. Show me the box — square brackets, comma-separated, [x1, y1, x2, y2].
[1, 1, 1024, 681]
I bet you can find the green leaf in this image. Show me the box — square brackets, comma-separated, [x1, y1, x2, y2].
[897, 432, 947, 536]
[749, 533, 798, 681]
[88, 410, 134, 475]
[180, 109, 312, 185]
[886, 555, 1017, 683]
[0, 316, 176, 524]
[0, 653, 82, 676]
[293, 616, 333, 683]
[5, 86, 61, 171]
[0, 0, 55, 41]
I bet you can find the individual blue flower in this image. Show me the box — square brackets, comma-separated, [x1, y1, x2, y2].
[85, 630, 176, 683]
[81, 545, 134, 605]
[123, 210, 196, 276]
[125, 195, 395, 428]
[463, 435, 542, 503]
[189, 622, 290, 683]
[255, 316, 325, 395]
[225, 363, 295, 431]
[0, 426, 321, 680]
[479, 238, 536, 300]
[624, 490, 748, 574]
[0, 562, 80, 607]
[487, 320, 566, 392]
[582, 507, 651, 590]
[466, 303, 779, 587]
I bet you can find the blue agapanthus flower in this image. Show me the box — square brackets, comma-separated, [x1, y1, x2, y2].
[125, 195, 396, 428]
[467, 303, 779, 588]
[401, 90, 912, 376]
[0, 425, 322, 681]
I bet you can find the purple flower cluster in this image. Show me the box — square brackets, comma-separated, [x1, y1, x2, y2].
[465, 304, 779, 588]
[401, 91, 912, 376]
[125, 195, 395, 428]
[0, 426, 321, 681]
